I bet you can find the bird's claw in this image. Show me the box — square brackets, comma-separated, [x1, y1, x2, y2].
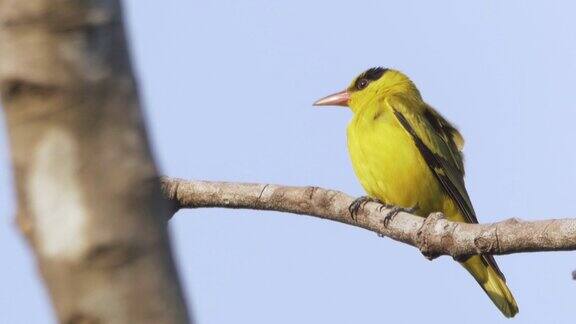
[378, 203, 393, 214]
[348, 196, 382, 220]
[382, 205, 418, 227]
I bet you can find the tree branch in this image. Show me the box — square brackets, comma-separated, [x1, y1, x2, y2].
[161, 176, 576, 259]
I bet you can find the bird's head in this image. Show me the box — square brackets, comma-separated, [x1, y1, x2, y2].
[314, 67, 421, 112]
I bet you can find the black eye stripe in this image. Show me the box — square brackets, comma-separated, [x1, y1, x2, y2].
[363, 67, 388, 81]
[354, 67, 388, 91]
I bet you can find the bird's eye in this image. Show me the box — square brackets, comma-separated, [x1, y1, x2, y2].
[356, 78, 369, 90]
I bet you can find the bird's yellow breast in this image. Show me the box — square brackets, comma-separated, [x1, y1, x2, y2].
[347, 104, 449, 217]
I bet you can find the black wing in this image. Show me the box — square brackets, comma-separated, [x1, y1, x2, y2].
[390, 98, 505, 279]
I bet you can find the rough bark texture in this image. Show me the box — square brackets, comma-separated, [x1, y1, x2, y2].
[162, 177, 576, 259]
[0, 1, 190, 323]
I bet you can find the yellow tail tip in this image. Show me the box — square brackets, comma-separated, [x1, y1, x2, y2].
[489, 290, 518, 318]
[461, 256, 519, 318]
[483, 264, 519, 318]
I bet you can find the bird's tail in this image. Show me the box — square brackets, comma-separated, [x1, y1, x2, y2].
[460, 255, 519, 318]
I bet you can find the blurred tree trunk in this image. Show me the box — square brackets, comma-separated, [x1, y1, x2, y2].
[0, 1, 190, 323]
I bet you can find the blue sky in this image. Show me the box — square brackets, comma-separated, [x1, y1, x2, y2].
[1, 1, 576, 323]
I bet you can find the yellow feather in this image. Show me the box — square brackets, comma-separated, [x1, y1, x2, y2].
[339, 68, 518, 317]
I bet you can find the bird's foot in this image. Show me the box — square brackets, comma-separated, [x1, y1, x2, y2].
[382, 205, 419, 227]
[348, 196, 383, 220]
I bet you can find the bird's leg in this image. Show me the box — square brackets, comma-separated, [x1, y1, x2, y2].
[348, 196, 383, 220]
[382, 205, 419, 227]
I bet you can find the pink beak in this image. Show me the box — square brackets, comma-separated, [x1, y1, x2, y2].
[313, 90, 350, 107]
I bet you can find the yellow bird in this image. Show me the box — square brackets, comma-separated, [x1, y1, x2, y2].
[314, 67, 518, 317]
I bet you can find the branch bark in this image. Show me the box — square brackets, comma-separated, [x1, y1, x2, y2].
[161, 177, 576, 259]
[0, 2, 190, 323]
